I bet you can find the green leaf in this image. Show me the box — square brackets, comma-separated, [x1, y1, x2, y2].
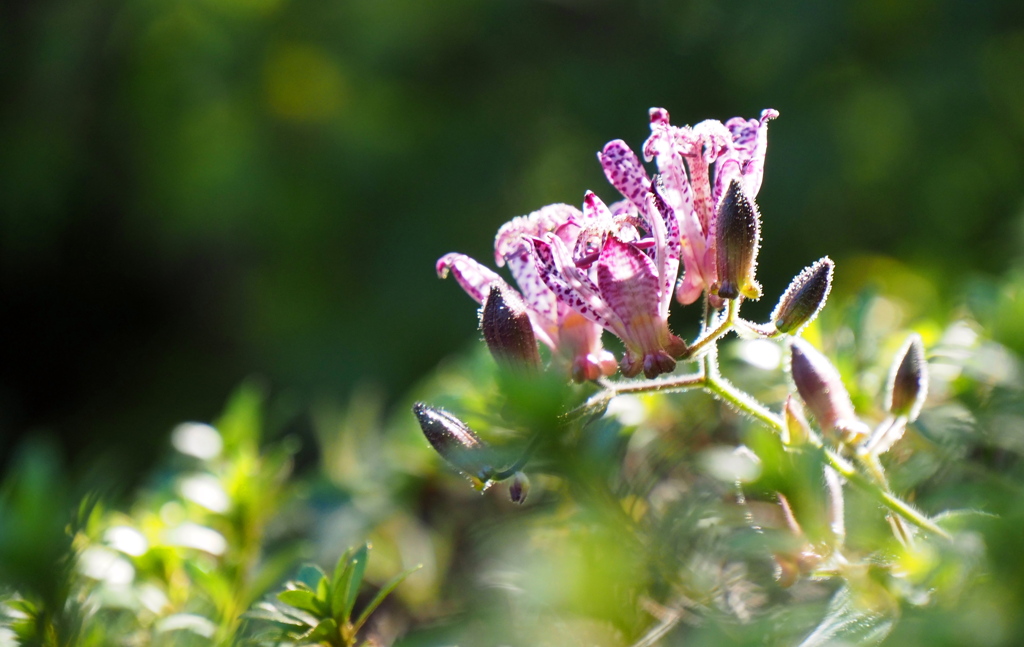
[265, 599, 321, 627]
[215, 381, 266, 451]
[352, 564, 422, 634]
[278, 589, 325, 617]
[295, 564, 328, 590]
[798, 586, 896, 647]
[241, 604, 308, 629]
[316, 574, 332, 615]
[304, 617, 340, 643]
[333, 543, 369, 623]
[331, 545, 358, 588]
[932, 508, 997, 532]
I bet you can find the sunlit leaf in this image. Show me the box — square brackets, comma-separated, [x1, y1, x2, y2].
[798, 587, 895, 647]
[303, 617, 340, 643]
[278, 589, 324, 617]
[352, 564, 423, 634]
[241, 605, 308, 629]
[334, 543, 369, 623]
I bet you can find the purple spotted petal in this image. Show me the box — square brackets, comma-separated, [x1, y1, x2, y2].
[436, 253, 508, 304]
[438, 252, 556, 349]
[608, 198, 639, 219]
[502, 241, 559, 345]
[548, 235, 623, 334]
[598, 140, 652, 212]
[685, 120, 732, 235]
[494, 203, 582, 266]
[582, 191, 615, 224]
[735, 109, 778, 197]
[595, 235, 662, 354]
[653, 147, 695, 230]
[647, 189, 681, 317]
[532, 237, 620, 334]
[674, 193, 712, 305]
[714, 109, 778, 203]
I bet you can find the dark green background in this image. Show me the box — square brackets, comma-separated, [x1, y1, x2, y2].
[2, 0, 1023, 474]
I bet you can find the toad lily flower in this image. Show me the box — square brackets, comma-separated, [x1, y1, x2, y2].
[643, 107, 778, 306]
[437, 204, 618, 382]
[532, 182, 687, 379]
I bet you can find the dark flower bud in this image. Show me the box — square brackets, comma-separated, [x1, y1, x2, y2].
[508, 471, 530, 505]
[782, 395, 812, 446]
[481, 284, 541, 372]
[886, 333, 928, 422]
[714, 180, 762, 301]
[413, 403, 494, 490]
[771, 257, 834, 335]
[789, 339, 869, 444]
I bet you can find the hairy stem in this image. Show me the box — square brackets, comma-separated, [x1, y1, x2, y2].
[593, 365, 952, 540]
[607, 372, 706, 395]
[685, 299, 738, 360]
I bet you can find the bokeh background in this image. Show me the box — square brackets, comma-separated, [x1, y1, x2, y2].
[2, 0, 1024, 478]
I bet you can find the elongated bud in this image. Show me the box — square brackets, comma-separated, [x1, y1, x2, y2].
[789, 339, 869, 444]
[886, 333, 928, 422]
[481, 284, 541, 372]
[771, 257, 834, 334]
[714, 180, 762, 300]
[782, 395, 812, 446]
[508, 471, 530, 505]
[413, 403, 494, 490]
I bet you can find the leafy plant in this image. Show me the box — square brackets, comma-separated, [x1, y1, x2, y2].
[245, 544, 420, 647]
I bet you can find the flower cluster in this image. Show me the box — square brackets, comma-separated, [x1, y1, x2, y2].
[438, 107, 778, 380]
[419, 106, 957, 641]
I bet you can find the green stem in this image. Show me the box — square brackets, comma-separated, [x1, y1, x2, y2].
[733, 317, 780, 338]
[824, 448, 950, 540]
[596, 368, 951, 540]
[685, 299, 738, 360]
[492, 431, 545, 481]
[606, 372, 705, 395]
[704, 375, 783, 430]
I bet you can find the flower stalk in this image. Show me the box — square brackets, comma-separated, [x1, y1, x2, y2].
[426, 102, 954, 624]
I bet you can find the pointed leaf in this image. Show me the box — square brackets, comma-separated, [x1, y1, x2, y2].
[316, 574, 332, 614]
[241, 605, 308, 629]
[295, 564, 328, 590]
[332, 543, 369, 622]
[267, 599, 321, 627]
[331, 545, 358, 589]
[932, 508, 997, 532]
[277, 589, 324, 617]
[352, 565, 423, 634]
[303, 617, 340, 643]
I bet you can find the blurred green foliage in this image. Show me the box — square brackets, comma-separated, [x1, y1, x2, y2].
[4, 0, 1024, 644]
[5, 281, 1024, 645]
[2, 0, 1024, 476]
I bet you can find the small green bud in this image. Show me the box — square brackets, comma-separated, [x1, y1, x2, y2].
[782, 395, 812, 446]
[714, 181, 762, 301]
[771, 257, 834, 334]
[481, 284, 541, 372]
[413, 403, 494, 490]
[886, 333, 928, 422]
[508, 471, 530, 505]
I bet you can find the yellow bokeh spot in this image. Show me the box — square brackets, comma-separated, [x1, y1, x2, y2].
[264, 43, 346, 123]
